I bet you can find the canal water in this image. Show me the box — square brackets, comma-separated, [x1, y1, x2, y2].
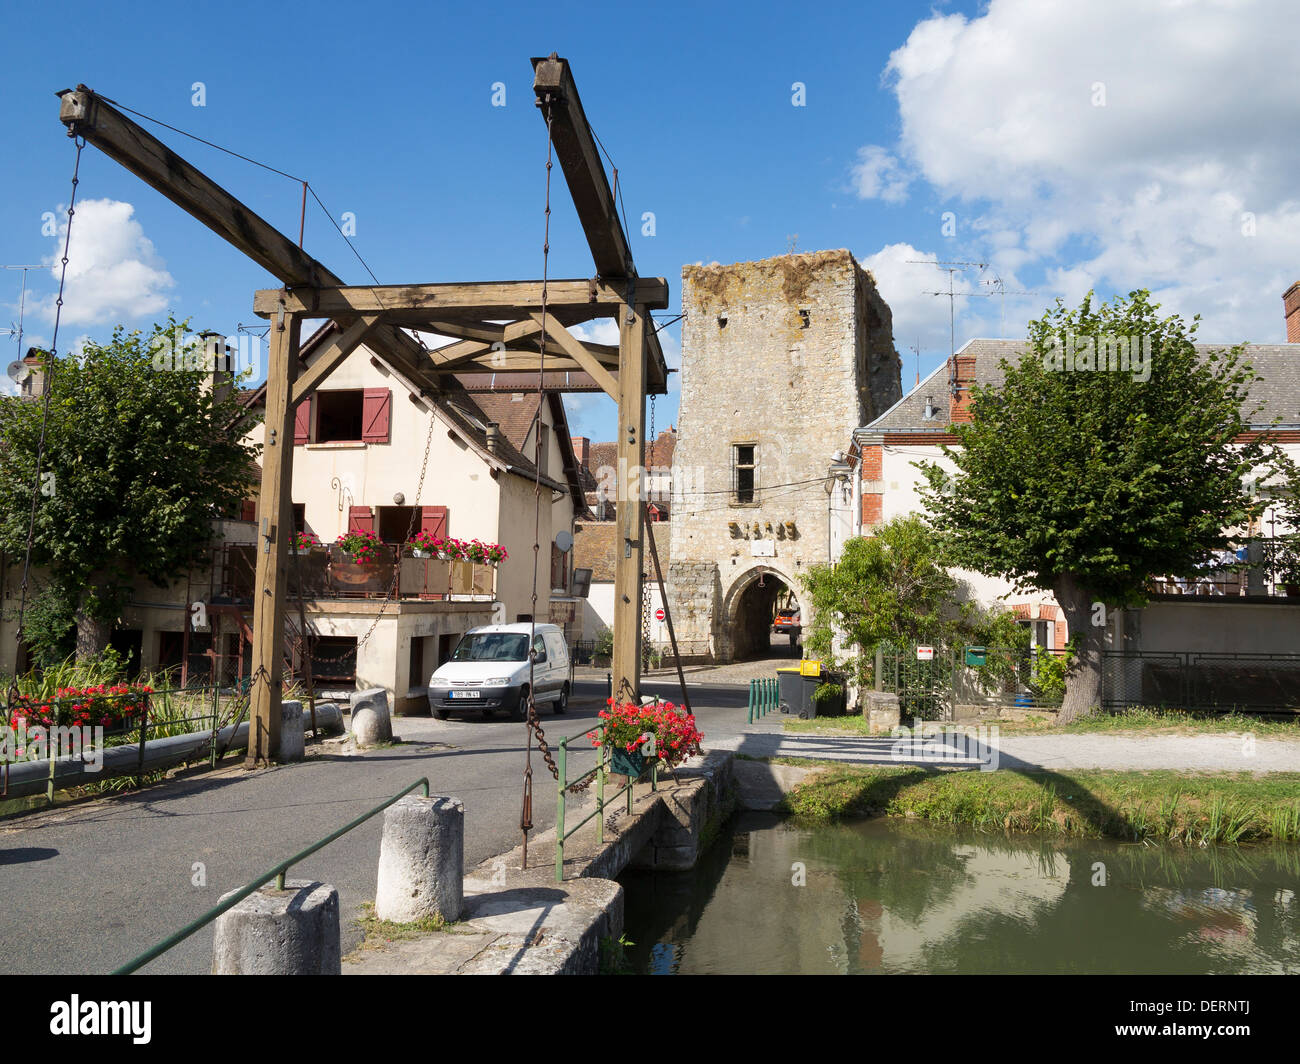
[618, 813, 1300, 974]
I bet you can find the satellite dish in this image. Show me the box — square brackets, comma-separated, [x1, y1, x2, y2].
[555, 530, 574, 554]
[6, 361, 31, 383]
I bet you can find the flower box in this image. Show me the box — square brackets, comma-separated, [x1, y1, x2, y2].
[609, 745, 654, 780]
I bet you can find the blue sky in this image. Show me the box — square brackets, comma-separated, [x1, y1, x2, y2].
[4, 0, 1298, 440]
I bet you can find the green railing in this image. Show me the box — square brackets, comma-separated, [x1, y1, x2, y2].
[554, 724, 658, 883]
[113, 776, 431, 974]
[1, 680, 254, 805]
[747, 677, 779, 723]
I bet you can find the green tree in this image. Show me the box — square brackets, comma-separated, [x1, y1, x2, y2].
[801, 514, 1024, 689]
[918, 291, 1282, 722]
[0, 318, 260, 660]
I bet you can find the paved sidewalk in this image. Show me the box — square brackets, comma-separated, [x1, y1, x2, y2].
[710, 725, 1300, 774]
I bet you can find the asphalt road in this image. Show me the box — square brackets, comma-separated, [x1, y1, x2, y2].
[0, 674, 752, 975]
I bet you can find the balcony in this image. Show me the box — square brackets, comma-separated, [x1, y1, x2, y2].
[212, 543, 496, 604]
[1146, 538, 1299, 600]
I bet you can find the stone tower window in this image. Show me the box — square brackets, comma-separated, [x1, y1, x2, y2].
[732, 443, 757, 505]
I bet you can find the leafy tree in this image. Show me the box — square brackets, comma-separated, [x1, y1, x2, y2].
[918, 291, 1283, 721]
[0, 318, 260, 660]
[801, 514, 1025, 690]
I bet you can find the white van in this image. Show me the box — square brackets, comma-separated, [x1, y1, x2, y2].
[427, 622, 571, 721]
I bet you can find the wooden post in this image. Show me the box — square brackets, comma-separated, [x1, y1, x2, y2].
[247, 304, 300, 765]
[611, 304, 647, 706]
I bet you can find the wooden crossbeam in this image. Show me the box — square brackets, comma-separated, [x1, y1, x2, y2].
[532, 312, 618, 399]
[252, 278, 669, 320]
[56, 87, 436, 389]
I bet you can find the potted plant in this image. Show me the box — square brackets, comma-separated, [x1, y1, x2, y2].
[587, 699, 703, 779]
[336, 527, 382, 564]
[1275, 537, 1300, 596]
[407, 530, 442, 558]
[291, 530, 321, 555]
[463, 538, 509, 565]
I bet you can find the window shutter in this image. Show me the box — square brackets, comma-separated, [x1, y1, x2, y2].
[361, 389, 392, 444]
[293, 398, 312, 444]
[420, 506, 448, 539]
[348, 506, 375, 533]
[240, 499, 257, 522]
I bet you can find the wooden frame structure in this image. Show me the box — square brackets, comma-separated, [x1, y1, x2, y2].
[58, 54, 666, 763]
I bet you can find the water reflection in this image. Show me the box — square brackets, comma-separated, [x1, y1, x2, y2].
[619, 813, 1300, 974]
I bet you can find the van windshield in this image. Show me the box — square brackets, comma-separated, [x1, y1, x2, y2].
[451, 633, 529, 662]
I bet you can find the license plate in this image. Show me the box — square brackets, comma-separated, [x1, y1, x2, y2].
[449, 690, 481, 699]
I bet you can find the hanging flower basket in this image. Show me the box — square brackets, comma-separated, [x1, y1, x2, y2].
[588, 699, 704, 779]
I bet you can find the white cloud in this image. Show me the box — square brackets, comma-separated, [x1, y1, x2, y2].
[851, 146, 910, 203]
[39, 199, 174, 327]
[858, 0, 1300, 343]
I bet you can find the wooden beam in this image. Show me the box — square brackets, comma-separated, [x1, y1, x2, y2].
[532, 56, 632, 279]
[532, 312, 619, 399]
[530, 56, 670, 394]
[291, 314, 384, 406]
[247, 304, 300, 765]
[253, 278, 670, 320]
[611, 304, 648, 706]
[56, 87, 434, 389]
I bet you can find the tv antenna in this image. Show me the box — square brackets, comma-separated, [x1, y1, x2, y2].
[908, 260, 987, 358]
[3, 265, 44, 359]
[908, 338, 921, 388]
[979, 277, 1038, 337]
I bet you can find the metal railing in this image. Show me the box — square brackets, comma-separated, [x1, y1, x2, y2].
[215, 543, 497, 603]
[554, 726, 657, 883]
[1, 681, 253, 804]
[747, 678, 779, 723]
[113, 777, 431, 974]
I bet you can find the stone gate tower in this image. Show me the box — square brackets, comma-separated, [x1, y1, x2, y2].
[666, 250, 902, 663]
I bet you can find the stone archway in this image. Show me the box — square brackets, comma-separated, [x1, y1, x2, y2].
[721, 564, 803, 662]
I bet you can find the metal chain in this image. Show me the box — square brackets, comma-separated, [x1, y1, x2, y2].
[7, 136, 84, 708]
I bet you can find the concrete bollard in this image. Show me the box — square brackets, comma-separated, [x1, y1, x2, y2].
[865, 691, 901, 735]
[212, 880, 340, 974]
[350, 687, 392, 747]
[279, 700, 305, 762]
[374, 795, 464, 924]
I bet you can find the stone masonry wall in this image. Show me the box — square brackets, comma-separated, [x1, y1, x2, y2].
[668, 250, 902, 661]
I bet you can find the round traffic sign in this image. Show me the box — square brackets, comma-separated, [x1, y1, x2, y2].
[654, 608, 665, 621]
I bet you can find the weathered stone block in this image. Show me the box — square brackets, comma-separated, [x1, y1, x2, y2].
[212, 880, 340, 975]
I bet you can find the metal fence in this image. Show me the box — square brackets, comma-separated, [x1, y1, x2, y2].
[876, 644, 1300, 719]
[1101, 651, 1300, 714]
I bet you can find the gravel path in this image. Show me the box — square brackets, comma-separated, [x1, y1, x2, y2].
[710, 725, 1300, 774]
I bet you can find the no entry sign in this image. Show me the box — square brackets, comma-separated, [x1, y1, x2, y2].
[654, 608, 665, 621]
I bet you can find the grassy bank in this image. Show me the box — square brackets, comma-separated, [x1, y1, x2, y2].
[784, 706, 1300, 738]
[779, 764, 1300, 844]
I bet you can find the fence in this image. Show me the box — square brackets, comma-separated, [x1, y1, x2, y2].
[214, 544, 496, 603]
[874, 645, 1300, 718]
[1148, 537, 1294, 599]
[1101, 651, 1300, 714]
[747, 678, 779, 723]
[1, 681, 253, 803]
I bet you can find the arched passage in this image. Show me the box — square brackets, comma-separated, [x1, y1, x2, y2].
[723, 565, 802, 662]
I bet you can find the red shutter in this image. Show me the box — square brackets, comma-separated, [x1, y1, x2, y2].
[240, 499, 257, 522]
[348, 506, 374, 533]
[421, 506, 448, 539]
[293, 398, 312, 444]
[361, 389, 392, 444]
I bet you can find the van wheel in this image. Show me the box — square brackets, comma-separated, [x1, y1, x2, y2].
[509, 686, 528, 722]
[555, 684, 569, 714]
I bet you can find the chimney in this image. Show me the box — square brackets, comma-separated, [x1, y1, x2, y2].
[1285, 282, 1300, 343]
[485, 422, 501, 455]
[19, 348, 48, 399]
[948, 355, 976, 423]
[570, 435, 590, 471]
